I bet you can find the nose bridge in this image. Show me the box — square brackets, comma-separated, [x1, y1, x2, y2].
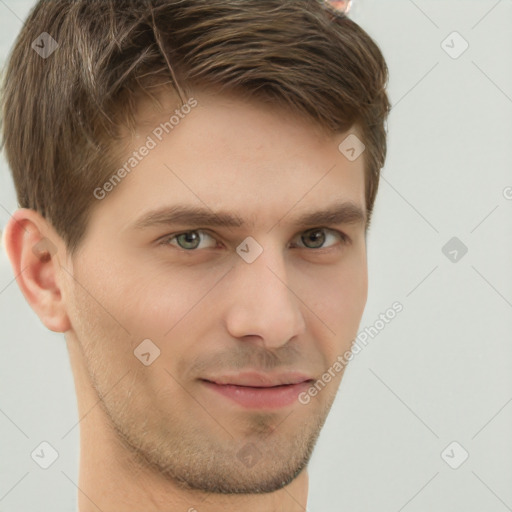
[225, 237, 306, 346]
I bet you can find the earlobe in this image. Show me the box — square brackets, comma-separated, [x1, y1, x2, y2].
[3, 208, 71, 333]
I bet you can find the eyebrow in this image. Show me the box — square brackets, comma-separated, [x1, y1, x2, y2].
[130, 201, 366, 231]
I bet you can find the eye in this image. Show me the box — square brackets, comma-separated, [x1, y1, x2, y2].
[159, 230, 218, 251]
[291, 228, 350, 250]
[158, 228, 350, 252]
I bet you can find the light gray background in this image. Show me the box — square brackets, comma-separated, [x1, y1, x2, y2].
[1, 1, 511, 511]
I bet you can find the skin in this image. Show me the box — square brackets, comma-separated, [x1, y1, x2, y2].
[3, 89, 368, 512]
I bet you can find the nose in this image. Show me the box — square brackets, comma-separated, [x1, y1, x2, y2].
[224, 243, 307, 350]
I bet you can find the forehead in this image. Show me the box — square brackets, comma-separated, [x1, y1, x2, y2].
[93, 89, 367, 232]
[127, 85, 339, 142]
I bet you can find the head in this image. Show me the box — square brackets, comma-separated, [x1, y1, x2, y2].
[1, 0, 390, 497]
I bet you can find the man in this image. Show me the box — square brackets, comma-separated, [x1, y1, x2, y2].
[1, 0, 390, 510]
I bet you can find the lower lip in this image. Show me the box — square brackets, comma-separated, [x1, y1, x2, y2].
[201, 380, 312, 409]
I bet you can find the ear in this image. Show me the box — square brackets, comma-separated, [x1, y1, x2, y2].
[2, 208, 71, 333]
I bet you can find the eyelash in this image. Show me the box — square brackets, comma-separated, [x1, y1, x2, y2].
[157, 228, 350, 252]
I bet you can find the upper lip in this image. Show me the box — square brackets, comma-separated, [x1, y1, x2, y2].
[201, 372, 313, 388]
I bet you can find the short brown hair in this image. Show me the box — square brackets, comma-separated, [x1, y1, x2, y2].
[1, 0, 390, 256]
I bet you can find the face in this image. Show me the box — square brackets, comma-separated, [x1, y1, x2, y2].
[63, 90, 368, 493]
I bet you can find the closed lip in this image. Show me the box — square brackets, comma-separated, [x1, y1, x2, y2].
[200, 372, 314, 388]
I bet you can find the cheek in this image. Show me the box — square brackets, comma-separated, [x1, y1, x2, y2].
[301, 252, 367, 315]
[90, 265, 227, 382]
[116, 270, 214, 337]
[299, 256, 367, 354]
[121, 251, 239, 319]
[313, 278, 366, 331]
[67, 255, 145, 364]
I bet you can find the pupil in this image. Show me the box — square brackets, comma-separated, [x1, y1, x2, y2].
[180, 232, 199, 249]
[305, 229, 324, 248]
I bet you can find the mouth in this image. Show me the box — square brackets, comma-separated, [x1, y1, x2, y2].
[199, 373, 315, 409]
